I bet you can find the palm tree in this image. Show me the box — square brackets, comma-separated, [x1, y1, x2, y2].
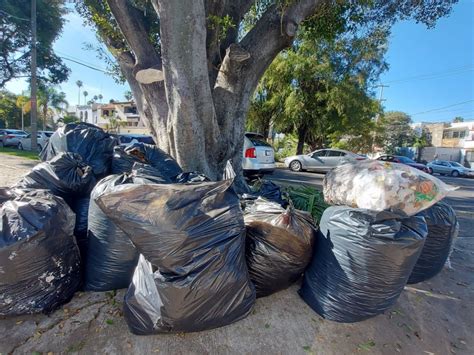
[76, 80, 83, 105]
[83, 91, 89, 105]
[93, 95, 98, 102]
[98, 94, 103, 103]
[38, 85, 69, 130]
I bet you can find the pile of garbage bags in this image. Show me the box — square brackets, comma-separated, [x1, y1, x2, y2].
[408, 201, 459, 284]
[244, 198, 316, 297]
[96, 180, 255, 334]
[299, 207, 427, 322]
[40, 122, 117, 177]
[1, 123, 459, 330]
[111, 143, 182, 179]
[324, 159, 454, 216]
[0, 188, 81, 315]
[85, 166, 169, 292]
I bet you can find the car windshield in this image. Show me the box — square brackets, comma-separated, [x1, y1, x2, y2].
[397, 156, 416, 164]
[450, 162, 463, 167]
[45, 132, 53, 137]
[249, 138, 271, 147]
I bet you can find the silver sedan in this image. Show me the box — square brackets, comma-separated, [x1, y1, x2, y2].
[284, 148, 366, 172]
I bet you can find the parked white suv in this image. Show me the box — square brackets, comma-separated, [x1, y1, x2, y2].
[242, 132, 276, 175]
[18, 131, 54, 152]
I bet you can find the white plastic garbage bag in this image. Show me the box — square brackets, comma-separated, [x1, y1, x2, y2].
[323, 160, 455, 216]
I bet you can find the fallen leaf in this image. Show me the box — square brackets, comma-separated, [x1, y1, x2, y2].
[264, 323, 270, 329]
[358, 340, 376, 351]
[105, 319, 114, 325]
[302, 345, 311, 352]
[16, 320, 23, 325]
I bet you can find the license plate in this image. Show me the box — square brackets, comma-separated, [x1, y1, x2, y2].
[265, 150, 271, 156]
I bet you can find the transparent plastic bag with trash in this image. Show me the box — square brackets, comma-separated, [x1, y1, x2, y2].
[323, 159, 456, 216]
[96, 180, 255, 334]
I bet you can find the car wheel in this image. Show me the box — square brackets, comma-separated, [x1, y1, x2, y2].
[289, 160, 302, 172]
[17, 142, 23, 150]
[451, 170, 460, 177]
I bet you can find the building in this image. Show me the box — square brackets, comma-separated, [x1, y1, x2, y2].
[62, 101, 150, 135]
[412, 121, 474, 166]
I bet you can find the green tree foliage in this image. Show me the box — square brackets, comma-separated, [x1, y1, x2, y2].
[37, 83, 68, 130]
[378, 111, 415, 154]
[0, 0, 70, 87]
[0, 90, 22, 128]
[248, 23, 387, 154]
[453, 116, 464, 123]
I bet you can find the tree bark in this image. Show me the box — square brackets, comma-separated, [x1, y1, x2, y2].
[102, 0, 322, 188]
[296, 125, 306, 155]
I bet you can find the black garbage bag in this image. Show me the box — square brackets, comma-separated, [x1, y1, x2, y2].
[15, 152, 96, 198]
[174, 171, 210, 183]
[111, 143, 182, 179]
[84, 163, 169, 291]
[299, 206, 427, 323]
[408, 202, 459, 284]
[244, 198, 316, 297]
[40, 122, 117, 177]
[0, 188, 81, 315]
[71, 197, 90, 259]
[244, 180, 287, 207]
[130, 162, 172, 184]
[96, 180, 256, 334]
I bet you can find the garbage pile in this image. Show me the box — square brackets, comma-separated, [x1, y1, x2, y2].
[244, 198, 316, 297]
[96, 180, 255, 334]
[0, 188, 81, 315]
[408, 201, 459, 284]
[1, 125, 459, 330]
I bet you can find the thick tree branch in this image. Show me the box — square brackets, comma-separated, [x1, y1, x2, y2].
[106, 0, 162, 76]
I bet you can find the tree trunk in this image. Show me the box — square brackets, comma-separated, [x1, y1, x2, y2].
[101, 0, 321, 191]
[296, 125, 306, 155]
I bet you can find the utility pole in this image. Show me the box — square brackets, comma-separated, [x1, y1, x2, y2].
[372, 84, 389, 153]
[30, 0, 38, 150]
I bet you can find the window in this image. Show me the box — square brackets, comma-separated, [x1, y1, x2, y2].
[85, 111, 88, 121]
[80, 111, 83, 120]
[460, 131, 466, 138]
[326, 150, 344, 157]
[397, 156, 415, 164]
[453, 131, 459, 138]
[311, 150, 327, 158]
[443, 131, 452, 139]
[249, 138, 271, 147]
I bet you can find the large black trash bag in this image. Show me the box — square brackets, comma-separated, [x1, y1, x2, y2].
[243, 180, 287, 207]
[97, 180, 256, 334]
[0, 188, 81, 315]
[111, 143, 182, 179]
[71, 197, 90, 259]
[244, 198, 316, 297]
[15, 152, 96, 198]
[408, 201, 459, 284]
[84, 164, 168, 291]
[299, 206, 427, 323]
[40, 122, 117, 177]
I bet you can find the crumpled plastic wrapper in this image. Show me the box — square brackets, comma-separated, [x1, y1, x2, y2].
[324, 160, 456, 216]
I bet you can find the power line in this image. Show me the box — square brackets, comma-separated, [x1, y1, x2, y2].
[59, 56, 111, 74]
[380, 65, 474, 85]
[411, 100, 474, 116]
[0, 9, 30, 22]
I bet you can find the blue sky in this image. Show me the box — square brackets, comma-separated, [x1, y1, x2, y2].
[378, 0, 474, 122]
[5, 1, 474, 122]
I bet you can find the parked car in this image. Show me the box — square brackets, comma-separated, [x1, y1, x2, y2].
[285, 148, 366, 172]
[18, 131, 54, 152]
[0, 129, 28, 147]
[115, 134, 156, 145]
[242, 132, 275, 175]
[427, 160, 474, 177]
[377, 155, 431, 174]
